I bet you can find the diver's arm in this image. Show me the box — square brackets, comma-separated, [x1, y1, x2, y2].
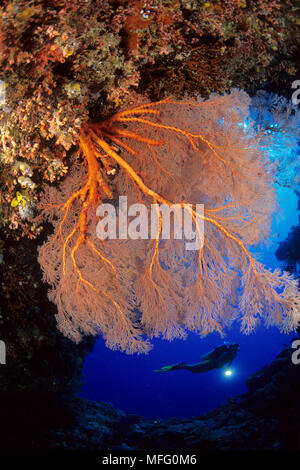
[154, 360, 212, 373]
[200, 345, 228, 362]
[215, 350, 238, 369]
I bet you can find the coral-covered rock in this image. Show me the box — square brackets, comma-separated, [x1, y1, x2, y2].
[0, 341, 298, 450]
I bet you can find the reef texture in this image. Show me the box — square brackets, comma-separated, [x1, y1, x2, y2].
[0, 340, 299, 450]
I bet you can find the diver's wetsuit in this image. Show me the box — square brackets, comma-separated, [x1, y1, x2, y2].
[154, 343, 239, 373]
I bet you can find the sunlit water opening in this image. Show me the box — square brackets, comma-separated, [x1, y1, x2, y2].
[79, 186, 299, 419]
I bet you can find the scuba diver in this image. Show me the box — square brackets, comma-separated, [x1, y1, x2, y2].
[154, 342, 239, 373]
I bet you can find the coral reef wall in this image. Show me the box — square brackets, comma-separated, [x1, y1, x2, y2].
[0, 0, 299, 237]
[0, 0, 299, 450]
[0, 340, 298, 449]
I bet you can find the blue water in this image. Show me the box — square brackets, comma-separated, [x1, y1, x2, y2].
[79, 186, 299, 419]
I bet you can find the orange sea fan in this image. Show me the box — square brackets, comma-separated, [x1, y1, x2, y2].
[36, 90, 300, 353]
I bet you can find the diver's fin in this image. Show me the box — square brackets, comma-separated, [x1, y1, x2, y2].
[154, 362, 185, 372]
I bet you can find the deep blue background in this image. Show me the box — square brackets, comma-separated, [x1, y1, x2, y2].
[78, 187, 299, 419]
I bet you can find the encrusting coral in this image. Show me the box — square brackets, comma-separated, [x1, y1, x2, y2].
[36, 90, 300, 353]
